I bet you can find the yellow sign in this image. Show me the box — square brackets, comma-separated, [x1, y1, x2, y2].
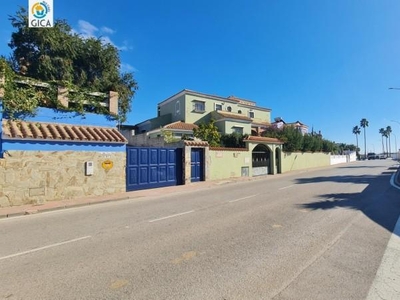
[102, 160, 113, 170]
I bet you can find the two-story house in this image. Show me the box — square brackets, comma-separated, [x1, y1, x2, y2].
[133, 89, 272, 138]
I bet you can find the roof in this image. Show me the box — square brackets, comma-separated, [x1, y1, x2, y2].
[2, 119, 127, 143]
[215, 111, 252, 122]
[244, 136, 284, 144]
[184, 140, 209, 147]
[164, 121, 198, 131]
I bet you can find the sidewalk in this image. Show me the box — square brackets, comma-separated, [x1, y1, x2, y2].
[0, 175, 267, 219]
[1, 163, 399, 219]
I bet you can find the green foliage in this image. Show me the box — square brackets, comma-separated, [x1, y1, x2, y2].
[161, 130, 180, 143]
[261, 125, 354, 154]
[193, 120, 220, 147]
[4, 8, 138, 122]
[220, 132, 248, 148]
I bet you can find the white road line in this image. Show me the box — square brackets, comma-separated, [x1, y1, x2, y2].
[148, 210, 195, 223]
[0, 236, 92, 261]
[390, 173, 400, 190]
[279, 185, 294, 190]
[229, 194, 259, 203]
[367, 215, 400, 299]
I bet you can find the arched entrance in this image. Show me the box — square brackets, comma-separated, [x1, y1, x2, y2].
[252, 144, 271, 176]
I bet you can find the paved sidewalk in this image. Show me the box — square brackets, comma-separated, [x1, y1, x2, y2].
[0, 175, 267, 219]
[1, 162, 399, 219]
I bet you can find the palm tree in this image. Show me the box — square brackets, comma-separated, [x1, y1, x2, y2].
[360, 118, 369, 159]
[379, 128, 386, 154]
[386, 126, 392, 156]
[352, 126, 361, 159]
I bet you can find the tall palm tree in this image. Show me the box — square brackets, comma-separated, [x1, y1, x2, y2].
[352, 126, 361, 158]
[379, 128, 386, 154]
[360, 118, 369, 159]
[386, 126, 392, 156]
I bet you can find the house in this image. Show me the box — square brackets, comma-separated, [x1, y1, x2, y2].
[270, 117, 309, 135]
[132, 89, 272, 138]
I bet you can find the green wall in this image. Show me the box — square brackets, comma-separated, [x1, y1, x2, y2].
[208, 149, 252, 180]
[281, 152, 330, 173]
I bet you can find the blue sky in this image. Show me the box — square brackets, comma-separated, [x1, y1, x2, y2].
[1, 0, 400, 153]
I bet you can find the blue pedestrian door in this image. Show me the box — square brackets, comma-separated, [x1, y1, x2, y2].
[126, 147, 182, 191]
[191, 148, 204, 182]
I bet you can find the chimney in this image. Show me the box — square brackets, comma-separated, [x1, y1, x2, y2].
[108, 91, 118, 115]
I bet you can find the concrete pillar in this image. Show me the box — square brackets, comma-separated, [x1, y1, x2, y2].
[109, 91, 118, 115]
[57, 86, 69, 108]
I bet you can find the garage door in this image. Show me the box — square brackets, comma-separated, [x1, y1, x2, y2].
[126, 147, 182, 191]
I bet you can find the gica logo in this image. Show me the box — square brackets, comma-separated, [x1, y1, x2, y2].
[29, 1, 53, 28]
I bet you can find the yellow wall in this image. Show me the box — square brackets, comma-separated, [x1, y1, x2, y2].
[281, 152, 330, 172]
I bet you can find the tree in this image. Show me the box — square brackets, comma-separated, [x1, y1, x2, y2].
[220, 133, 248, 148]
[386, 126, 392, 155]
[379, 128, 386, 154]
[5, 8, 137, 122]
[193, 120, 220, 147]
[353, 125, 361, 158]
[360, 118, 369, 159]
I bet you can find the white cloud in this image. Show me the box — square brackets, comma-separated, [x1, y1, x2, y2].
[77, 20, 98, 38]
[121, 63, 137, 73]
[74, 20, 132, 51]
[101, 26, 115, 34]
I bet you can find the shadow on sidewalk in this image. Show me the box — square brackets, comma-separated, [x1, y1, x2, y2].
[296, 166, 400, 237]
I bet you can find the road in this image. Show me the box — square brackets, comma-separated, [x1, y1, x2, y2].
[0, 159, 399, 300]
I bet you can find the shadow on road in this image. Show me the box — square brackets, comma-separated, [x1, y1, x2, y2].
[296, 167, 400, 236]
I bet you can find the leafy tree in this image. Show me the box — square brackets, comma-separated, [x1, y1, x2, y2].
[4, 8, 137, 122]
[161, 130, 180, 143]
[220, 133, 248, 148]
[193, 120, 220, 147]
[360, 118, 369, 158]
[281, 126, 303, 152]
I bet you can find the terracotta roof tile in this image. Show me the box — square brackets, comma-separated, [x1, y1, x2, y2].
[184, 140, 209, 147]
[164, 121, 198, 131]
[215, 111, 252, 122]
[244, 136, 284, 144]
[2, 119, 127, 143]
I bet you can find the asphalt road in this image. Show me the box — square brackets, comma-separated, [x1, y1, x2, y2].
[0, 159, 399, 300]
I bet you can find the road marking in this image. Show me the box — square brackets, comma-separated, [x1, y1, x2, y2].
[228, 194, 259, 203]
[148, 210, 195, 223]
[366, 215, 400, 299]
[390, 173, 400, 190]
[0, 236, 91, 261]
[279, 185, 294, 190]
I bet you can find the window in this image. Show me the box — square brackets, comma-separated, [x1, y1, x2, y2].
[232, 126, 244, 134]
[227, 106, 232, 112]
[249, 111, 254, 118]
[175, 101, 180, 116]
[238, 110, 242, 114]
[193, 101, 205, 112]
[215, 104, 222, 111]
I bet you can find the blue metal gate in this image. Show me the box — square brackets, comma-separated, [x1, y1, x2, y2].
[191, 148, 204, 182]
[126, 147, 182, 191]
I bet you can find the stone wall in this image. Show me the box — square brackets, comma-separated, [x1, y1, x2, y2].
[0, 150, 126, 207]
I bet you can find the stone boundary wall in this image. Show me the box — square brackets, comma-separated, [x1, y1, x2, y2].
[0, 150, 125, 207]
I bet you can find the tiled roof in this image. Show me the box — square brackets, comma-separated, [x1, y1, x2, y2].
[184, 140, 209, 147]
[164, 121, 198, 131]
[2, 119, 127, 143]
[244, 136, 284, 144]
[215, 111, 252, 122]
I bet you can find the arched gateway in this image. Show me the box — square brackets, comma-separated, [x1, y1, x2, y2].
[244, 136, 284, 176]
